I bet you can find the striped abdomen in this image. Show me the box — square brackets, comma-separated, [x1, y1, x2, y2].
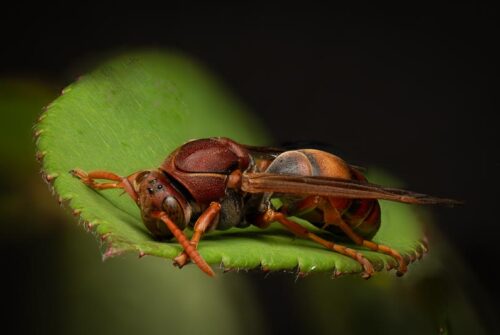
[264, 149, 381, 239]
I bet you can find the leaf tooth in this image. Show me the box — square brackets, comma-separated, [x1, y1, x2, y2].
[61, 86, 72, 95]
[332, 269, 342, 278]
[102, 247, 118, 260]
[415, 244, 427, 260]
[35, 151, 46, 162]
[77, 218, 103, 239]
[99, 232, 111, 243]
[44, 100, 56, 111]
[84, 221, 95, 232]
[41, 172, 58, 184]
[36, 112, 47, 122]
[33, 128, 44, 139]
[421, 237, 429, 253]
[294, 271, 308, 282]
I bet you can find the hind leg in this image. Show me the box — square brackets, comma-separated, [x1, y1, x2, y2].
[293, 196, 407, 275]
[254, 208, 375, 278]
[322, 197, 407, 275]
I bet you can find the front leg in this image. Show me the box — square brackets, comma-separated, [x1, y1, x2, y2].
[173, 202, 221, 268]
[152, 211, 215, 277]
[70, 168, 140, 202]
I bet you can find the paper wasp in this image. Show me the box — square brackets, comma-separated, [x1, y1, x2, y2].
[71, 137, 459, 277]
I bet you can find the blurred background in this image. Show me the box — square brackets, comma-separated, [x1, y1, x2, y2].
[1, 3, 497, 334]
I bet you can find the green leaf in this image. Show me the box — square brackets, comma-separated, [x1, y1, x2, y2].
[35, 50, 427, 277]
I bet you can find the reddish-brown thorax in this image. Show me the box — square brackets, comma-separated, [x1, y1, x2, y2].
[161, 138, 251, 204]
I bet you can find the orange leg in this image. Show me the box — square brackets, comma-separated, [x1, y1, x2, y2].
[152, 211, 215, 277]
[173, 202, 221, 268]
[294, 195, 346, 229]
[294, 195, 322, 213]
[71, 168, 138, 202]
[291, 195, 407, 275]
[257, 209, 374, 278]
[322, 197, 408, 276]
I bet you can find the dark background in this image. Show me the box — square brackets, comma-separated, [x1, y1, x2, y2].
[1, 2, 498, 333]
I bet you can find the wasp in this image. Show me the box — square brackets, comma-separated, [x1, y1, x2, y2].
[71, 137, 459, 278]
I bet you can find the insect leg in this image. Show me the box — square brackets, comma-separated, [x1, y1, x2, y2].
[71, 169, 123, 183]
[173, 202, 221, 268]
[152, 211, 215, 277]
[292, 196, 407, 275]
[70, 168, 138, 202]
[257, 209, 374, 278]
[323, 198, 408, 276]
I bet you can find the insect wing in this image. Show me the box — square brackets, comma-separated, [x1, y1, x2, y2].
[241, 172, 461, 206]
[243, 144, 366, 172]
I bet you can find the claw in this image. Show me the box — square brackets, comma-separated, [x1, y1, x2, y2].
[70, 168, 92, 185]
[361, 271, 372, 279]
[359, 257, 374, 279]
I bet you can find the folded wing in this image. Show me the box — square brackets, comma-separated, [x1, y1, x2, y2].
[241, 172, 461, 206]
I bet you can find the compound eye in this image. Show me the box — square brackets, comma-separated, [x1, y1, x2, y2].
[162, 196, 186, 229]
